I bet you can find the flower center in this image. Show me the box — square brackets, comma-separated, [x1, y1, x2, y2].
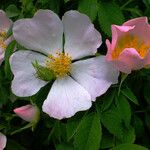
[0, 29, 7, 50]
[112, 34, 150, 59]
[45, 52, 72, 78]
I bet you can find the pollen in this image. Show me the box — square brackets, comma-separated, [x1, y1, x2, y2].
[112, 34, 150, 59]
[0, 38, 6, 49]
[0, 29, 7, 50]
[45, 52, 72, 78]
[0, 29, 7, 38]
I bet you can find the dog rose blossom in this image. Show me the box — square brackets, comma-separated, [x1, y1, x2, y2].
[10, 10, 119, 119]
[0, 132, 6, 150]
[106, 17, 150, 74]
[0, 10, 13, 65]
[14, 104, 40, 123]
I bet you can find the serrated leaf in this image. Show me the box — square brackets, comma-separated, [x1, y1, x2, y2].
[116, 94, 131, 127]
[6, 139, 27, 150]
[101, 108, 123, 140]
[112, 143, 149, 150]
[4, 40, 16, 80]
[6, 5, 20, 17]
[74, 113, 102, 150]
[144, 82, 150, 105]
[98, 1, 125, 36]
[145, 113, 150, 131]
[56, 144, 73, 150]
[78, 0, 98, 21]
[120, 126, 135, 143]
[101, 89, 116, 112]
[121, 86, 139, 105]
[100, 131, 114, 149]
[66, 114, 82, 141]
[133, 115, 144, 138]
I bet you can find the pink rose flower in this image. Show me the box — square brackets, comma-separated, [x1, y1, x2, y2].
[0, 10, 13, 65]
[11, 10, 119, 119]
[106, 17, 150, 74]
[14, 104, 40, 123]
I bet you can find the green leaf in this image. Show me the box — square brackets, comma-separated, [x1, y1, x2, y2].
[66, 115, 82, 141]
[120, 126, 135, 143]
[101, 107, 123, 140]
[100, 131, 114, 149]
[112, 143, 149, 150]
[74, 113, 102, 150]
[100, 89, 116, 112]
[56, 144, 73, 150]
[121, 86, 139, 105]
[6, 139, 27, 150]
[116, 95, 131, 127]
[5, 5, 20, 17]
[4, 40, 16, 80]
[145, 113, 150, 131]
[98, 1, 125, 36]
[78, 0, 98, 21]
[133, 115, 144, 138]
[0, 85, 9, 105]
[144, 82, 150, 104]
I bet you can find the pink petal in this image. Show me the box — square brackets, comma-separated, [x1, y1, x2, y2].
[10, 51, 47, 97]
[13, 10, 63, 55]
[71, 56, 119, 100]
[42, 76, 91, 119]
[113, 48, 145, 73]
[0, 132, 7, 150]
[14, 104, 39, 122]
[63, 10, 101, 60]
[123, 17, 150, 44]
[0, 10, 12, 29]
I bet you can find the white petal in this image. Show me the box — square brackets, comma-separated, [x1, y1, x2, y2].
[13, 10, 63, 55]
[71, 56, 119, 100]
[63, 10, 102, 60]
[42, 76, 91, 119]
[0, 10, 12, 30]
[10, 50, 47, 97]
[0, 132, 7, 150]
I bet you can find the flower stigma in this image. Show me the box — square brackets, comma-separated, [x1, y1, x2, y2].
[112, 34, 150, 59]
[45, 52, 72, 78]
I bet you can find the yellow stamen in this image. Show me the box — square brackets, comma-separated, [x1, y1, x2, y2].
[0, 29, 7, 50]
[45, 52, 72, 78]
[112, 34, 150, 59]
[0, 38, 6, 49]
[0, 30, 7, 38]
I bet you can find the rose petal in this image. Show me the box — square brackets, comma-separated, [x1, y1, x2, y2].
[14, 104, 39, 122]
[123, 17, 150, 44]
[0, 132, 7, 150]
[71, 56, 119, 100]
[42, 76, 91, 119]
[0, 10, 12, 29]
[10, 50, 47, 97]
[62, 10, 101, 60]
[13, 10, 63, 55]
[114, 48, 144, 73]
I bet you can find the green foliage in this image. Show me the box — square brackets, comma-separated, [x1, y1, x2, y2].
[78, 0, 98, 21]
[5, 5, 20, 18]
[112, 143, 149, 150]
[74, 113, 102, 150]
[98, 1, 125, 36]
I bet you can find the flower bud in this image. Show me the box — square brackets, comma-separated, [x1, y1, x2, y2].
[14, 104, 40, 123]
